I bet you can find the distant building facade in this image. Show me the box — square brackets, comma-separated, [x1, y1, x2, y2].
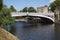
[37, 6, 48, 13]
[37, 6, 53, 13]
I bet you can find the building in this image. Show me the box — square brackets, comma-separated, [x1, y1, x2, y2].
[37, 6, 48, 13]
[37, 6, 54, 13]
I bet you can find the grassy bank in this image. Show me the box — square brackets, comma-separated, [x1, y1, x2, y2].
[0, 27, 19, 40]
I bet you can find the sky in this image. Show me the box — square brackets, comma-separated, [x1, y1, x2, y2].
[3, 0, 55, 11]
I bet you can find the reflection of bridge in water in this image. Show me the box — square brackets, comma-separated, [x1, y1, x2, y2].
[11, 12, 54, 23]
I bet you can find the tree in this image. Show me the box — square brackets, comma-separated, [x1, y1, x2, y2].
[20, 7, 36, 12]
[21, 7, 27, 12]
[0, 5, 15, 27]
[9, 5, 16, 12]
[50, 0, 60, 12]
[28, 7, 36, 12]
[0, 0, 3, 11]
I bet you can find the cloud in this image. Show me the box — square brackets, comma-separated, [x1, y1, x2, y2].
[49, 0, 55, 3]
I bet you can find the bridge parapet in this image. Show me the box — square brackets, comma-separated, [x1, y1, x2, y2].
[11, 12, 54, 16]
[11, 12, 54, 22]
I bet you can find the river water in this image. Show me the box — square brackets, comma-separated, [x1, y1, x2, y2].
[5, 22, 55, 40]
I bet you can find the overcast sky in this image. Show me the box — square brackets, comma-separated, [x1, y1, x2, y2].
[3, 0, 55, 11]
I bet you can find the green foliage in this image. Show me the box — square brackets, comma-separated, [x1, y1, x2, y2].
[0, 0, 3, 11]
[28, 7, 36, 12]
[20, 7, 36, 12]
[0, 5, 15, 27]
[20, 7, 27, 12]
[50, 0, 60, 12]
[50, 2, 56, 12]
[9, 5, 16, 12]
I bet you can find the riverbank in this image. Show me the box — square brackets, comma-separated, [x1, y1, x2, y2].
[0, 27, 19, 40]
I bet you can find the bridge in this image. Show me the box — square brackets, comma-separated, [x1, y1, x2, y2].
[11, 12, 54, 23]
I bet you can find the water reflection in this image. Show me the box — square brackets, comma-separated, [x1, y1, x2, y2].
[5, 22, 55, 40]
[10, 25, 16, 35]
[55, 23, 60, 40]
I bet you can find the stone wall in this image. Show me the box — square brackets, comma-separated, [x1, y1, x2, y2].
[54, 8, 60, 22]
[55, 8, 60, 40]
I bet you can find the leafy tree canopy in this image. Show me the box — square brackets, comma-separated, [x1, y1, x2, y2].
[20, 7, 36, 12]
[9, 5, 16, 12]
[50, 0, 60, 12]
[20, 7, 27, 12]
[28, 7, 36, 12]
[0, 5, 15, 27]
[0, 0, 3, 11]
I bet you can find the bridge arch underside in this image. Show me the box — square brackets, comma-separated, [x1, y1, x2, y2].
[14, 15, 54, 24]
[27, 16, 54, 24]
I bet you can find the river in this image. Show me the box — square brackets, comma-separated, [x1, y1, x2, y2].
[5, 22, 55, 40]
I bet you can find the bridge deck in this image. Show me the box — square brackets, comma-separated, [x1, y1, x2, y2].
[11, 12, 54, 22]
